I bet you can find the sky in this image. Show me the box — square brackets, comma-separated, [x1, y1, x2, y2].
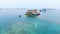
[0, 0, 60, 9]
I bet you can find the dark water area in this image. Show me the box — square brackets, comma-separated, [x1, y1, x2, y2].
[0, 8, 60, 34]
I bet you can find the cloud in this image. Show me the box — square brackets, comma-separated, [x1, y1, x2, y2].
[16, 0, 60, 9]
[0, 0, 60, 9]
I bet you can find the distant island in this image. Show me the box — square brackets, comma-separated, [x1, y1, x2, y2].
[44, 8, 56, 10]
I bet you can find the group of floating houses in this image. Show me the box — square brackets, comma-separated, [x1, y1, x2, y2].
[25, 9, 46, 17]
[25, 9, 40, 17]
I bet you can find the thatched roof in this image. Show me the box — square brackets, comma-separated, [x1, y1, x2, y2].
[28, 9, 37, 11]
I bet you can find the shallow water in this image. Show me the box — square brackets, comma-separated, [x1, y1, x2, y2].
[0, 8, 60, 34]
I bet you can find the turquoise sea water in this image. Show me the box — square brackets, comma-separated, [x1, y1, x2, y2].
[0, 8, 60, 34]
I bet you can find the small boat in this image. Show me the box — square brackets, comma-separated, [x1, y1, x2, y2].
[19, 15, 21, 18]
[25, 9, 40, 17]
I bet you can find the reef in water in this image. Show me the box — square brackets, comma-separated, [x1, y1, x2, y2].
[1, 21, 42, 34]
